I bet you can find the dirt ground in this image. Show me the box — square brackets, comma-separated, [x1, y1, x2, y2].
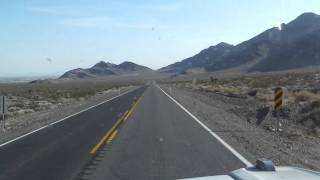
[162, 85, 320, 171]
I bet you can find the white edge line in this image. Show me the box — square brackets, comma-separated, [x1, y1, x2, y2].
[156, 85, 253, 167]
[0, 88, 138, 148]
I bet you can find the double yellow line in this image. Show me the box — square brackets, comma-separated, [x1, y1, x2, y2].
[123, 97, 141, 121]
[90, 95, 143, 155]
[107, 130, 118, 144]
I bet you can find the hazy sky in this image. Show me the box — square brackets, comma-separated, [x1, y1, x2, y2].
[1, 0, 320, 77]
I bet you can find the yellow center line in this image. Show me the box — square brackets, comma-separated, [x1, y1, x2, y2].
[89, 91, 144, 155]
[107, 130, 118, 144]
[90, 112, 127, 155]
[124, 96, 143, 121]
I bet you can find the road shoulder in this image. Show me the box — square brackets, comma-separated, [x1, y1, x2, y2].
[162, 85, 320, 171]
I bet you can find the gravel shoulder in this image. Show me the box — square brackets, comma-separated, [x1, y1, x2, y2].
[0, 86, 136, 144]
[162, 85, 320, 171]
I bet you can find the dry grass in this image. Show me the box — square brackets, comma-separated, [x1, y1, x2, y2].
[292, 91, 320, 103]
[165, 71, 320, 135]
[0, 79, 142, 117]
[209, 85, 246, 95]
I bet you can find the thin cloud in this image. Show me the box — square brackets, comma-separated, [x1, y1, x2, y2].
[62, 17, 113, 28]
[142, 2, 182, 11]
[62, 16, 165, 30]
[28, 7, 71, 15]
[115, 22, 158, 29]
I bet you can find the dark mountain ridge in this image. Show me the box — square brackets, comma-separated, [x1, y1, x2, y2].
[161, 12, 320, 73]
[159, 42, 234, 73]
[60, 61, 153, 79]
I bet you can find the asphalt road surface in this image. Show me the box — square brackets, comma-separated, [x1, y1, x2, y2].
[0, 85, 248, 180]
[83, 85, 247, 180]
[0, 87, 146, 180]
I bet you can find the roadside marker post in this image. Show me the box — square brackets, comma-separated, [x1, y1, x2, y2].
[274, 87, 283, 132]
[0, 96, 7, 130]
[210, 76, 217, 86]
[192, 78, 197, 89]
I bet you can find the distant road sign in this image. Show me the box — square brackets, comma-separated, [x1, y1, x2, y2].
[0, 96, 7, 115]
[274, 87, 283, 110]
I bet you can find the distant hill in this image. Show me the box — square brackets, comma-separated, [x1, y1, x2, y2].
[159, 42, 234, 73]
[60, 61, 153, 79]
[160, 12, 320, 74]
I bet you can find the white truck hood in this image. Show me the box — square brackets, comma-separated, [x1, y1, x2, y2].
[181, 167, 320, 180]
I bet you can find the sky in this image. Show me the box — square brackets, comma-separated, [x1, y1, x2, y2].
[1, 0, 320, 77]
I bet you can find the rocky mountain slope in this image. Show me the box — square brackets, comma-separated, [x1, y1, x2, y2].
[160, 12, 320, 73]
[160, 42, 234, 73]
[60, 61, 152, 79]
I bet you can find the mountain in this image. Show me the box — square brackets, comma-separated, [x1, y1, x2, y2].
[115, 61, 152, 73]
[161, 12, 320, 73]
[159, 42, 234, 73]
[60, 68, 96, 79]
[60, 61, 153, 79]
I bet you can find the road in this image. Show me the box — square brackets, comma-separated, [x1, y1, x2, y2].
[0, 87, 146, 180]
[0, 85, 248, 180]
